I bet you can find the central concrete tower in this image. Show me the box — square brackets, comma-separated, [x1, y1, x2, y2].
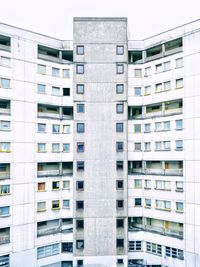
[73, 17, 128, 267]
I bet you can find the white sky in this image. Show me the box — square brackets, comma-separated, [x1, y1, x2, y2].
[0, 0, 200, 40]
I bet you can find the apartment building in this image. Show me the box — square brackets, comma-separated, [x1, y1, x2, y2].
[0, 17, 199, 267]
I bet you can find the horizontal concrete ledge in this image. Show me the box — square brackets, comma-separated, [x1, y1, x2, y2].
[74, 17, 127, 22]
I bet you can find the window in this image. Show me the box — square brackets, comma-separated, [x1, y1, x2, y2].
[134, 69, 142, 77]
[52, 200, 60, 210]
[38, 64, 46, 75]
[37, 202, 46, 212]
[116, 45, 124, 55]
[52, 124, 60, 133]
[135, 198, 142, 207]
[163, 121, 170, 131]
[116, 239, 124, 248]
[77, 161, 84, 171]
[176, 140, 183, 150]
[0, 185, 10, 195]
[176, 202, 183, 212]
[134, 179, 142, 188]
[76, 240, 84, 249]
[164, 61, 171, 71]
[0, 206, 10, 216]
[116, 180, 124, 189]
[52, 143, 60, 152]
[116, 64, 124, 74]
[76, 219, 84, 229]
[37, 123, 46, 133]
[77, 142, 84, 153]
[144, 67, 151, 77]
[176, 78, 183, 88]
[0, 121, 10, 131]
[76, 181, 84, 190]
[62, 242, 73, 253]
[117, 259, 124, 264]
[77, 45, 84, 55]
[77, 123, 85, 133]
[145, 198, 151, 208]
[116, 122, 123, 132]
[76, 84, 84, 94]
[116, 161, 123, 170]
[76, 201, 84, 210]
[1, 78, 10, 88]
[63, 143, 70, 153]
[163, 81, 171, 91]
[37, 243, 59, 259]
[77, 104, 84, 113]
[146, 242, 162, 256]
[145, 179, 151, 189]
[155, 63, 162, 73]
[37, 182, 45, 192]
[134, 87, 141, 96]
[52, 86, 60, 96]
[176, 119, 183, 130]
[176, 181, 183, 192]
[0, 142, 10, 152]
[76, 64, 84, 74]
[145, 85, 151, 95]
[129, 241, 142, 252]
[116, 200, 124, 209]
[63, 200, 70, 209]
[134, 124, 141, 133]
[63, 181, 70, 190]
[134, 142, 141, 151]
[63, 88, 70, 96]
[63, 69, 70, 78]
[155, 83, 162, 93]
[116, 218, 124, 228]
[163, 141, 171, 150]
[156, 200, 171, 210]
[176, 57, 183, 68]
[1, 56, 10, 66]
[52, 67, 60, 77]
[37, 143, 46, 153]
[37, 84, 46, 94]
[63, 125, 70, 134]
[52, 181, 60, 190]
[116, 142, 123, 152]
[116, 84, 124, 94]
[155, 180, 171, 190]
[77, 259, 84, 267]
[144, 123, 151, 133]
[144, 142, 151, 151]
[166, 247, 184, 260]
[155, 122, 162, 131]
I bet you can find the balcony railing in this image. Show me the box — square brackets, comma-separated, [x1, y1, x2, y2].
[164, 46, 183, 56]
[0, 171, 10, 179]
[164, 169, 183, 176]
[63, 169, 73, 176]
[38, 112, 60, 119]
[164, 107, 182, 115]
[37, 169, 60, 177]
[0, 44, 10, 52]
[37, 226, 60, 237]
[129, 168, 183, 176]
[0, 108, 10, 115]
[0, 235, 10, 244]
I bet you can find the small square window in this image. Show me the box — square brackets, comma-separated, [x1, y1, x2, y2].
[63, 87, 70, 96]
[116, 123, 124, 132]
[1, 78, 10, 89]
[145, 198, 151, 208]
[176, 78, 183, 88]
[134, 142, 141, 151]
[176, 119, 183, 130]
[116, 239, 124, 248]
[144, 123, 151, 133]
[77, 259, 84, 266]
[176, 58, 183, 68]
[116, 45, 124, 55]
[77, 45, 84, 55]
[77, 142, 84, 153]
[116, 218, 124, 228]
[63, 199, 70, 209]
[76, 201, 84, 210]
[144, 142, 151, 151]
[145, 85, 151, 95]
[77, 123, 85, 133]
[63, 69, 70, 78]
[38, 64, 46, 75]
[0, 206, 10, 216]
[164, 61, 171, 71]
[63, 181, 70, 190]
[134, 124, 141, 133]
[76, 240, 84, 249]
[116, 200, 124, 209]
[76, 181, 84, 190]
[37, 182, 46, 192]
[52, 67, 60, 77]
[134, 69, 142, 77]
[76, 84, 84, 94]
[76, 219, 84, 229]
[77, 161, 84, 171]
[63, 143, 70, 153]
[176, 140, 183, 150]
[52, 200, 60, 210]
[116, 64, 124, 74]
[116, 104, 124, 114]
[1, 57, 10, 67]
[37, 201, 46, 212]
[63, 125, 70, 134]
[116, 180, 124, 189]
[135, 198, 142, 206]
[77, 104, 85, 113]
[52, 143, 60, 152]
[116, 161, 123, 170]
[37, 84, 46, 94]
[0, 121, 10, 131]
[52, 124, 60, 133]
[116, 84, 124, 94]
[116, 142, 123, 152]
[37, 123, 46, 133]
[52, 181, 60, 190]
[117, 259, 124, 264]
[134, 87, 141, 96]
[37, 143, 46, 153]
[52, 86, 60, 96]
[76, 64, 84, 74]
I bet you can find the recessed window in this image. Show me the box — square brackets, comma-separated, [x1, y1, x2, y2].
[0, 185, 10, 195]
[164, 61, 171, 71]
[77, 161, 84, 171]
[77, 259, 84, 266]
[0, 206, 10, 216]
[52, 143, 60, 153]
[134, 179, 142, 188]
[37, 123, 46, 133]
[176, 119, 183, 130]
[155, 83, 162, 93]
[63, 143, 70, 153]
[146, 242, 162, 256]
[38, 64, 46, 75]
[37, 143, 46, 153]
[145, 198, 151, 208]
[176, 57, 183, 68]
[77, 103, 85, 113]
[37, 201, 46, 212]
[116, 103, 124, 113]
[116, 64, 124, 74]
[77, 45, 84, 55]
[77, 123, 85, 133]
[52, 124, 60, 133]
[155, 63, 162, 73]
[116, 218, 124, 228]
[117, 259, 124, 264]
[116, 122, 123, 132]
[76, 181, 84, 190]
[76, 201, 84, 210]
[134, 142, 141, 151]
[52, 200, 60, 210]
[1, 57, 10, 67]
[116, 180, 124, 189]
[134, 87, 141, 96]
[164, 81, 171, 91]
[163, 121, 170, 131]
[116, 161, 123, 170]
[176, 78, 183, 88]
[76, 240, 84, 249]
[1, 78, 10, 89]
[176, 181, 183, 192]
[134, 69, 142, 77]
[145, 179, 151, 189]
[144, 142, 151, 151]
[63, 181, 70, 190]
[63, 199, 70, 209]
[77, 142, 84, 152]
[176, 202, 183, 212]
[116, 45, 124, 55]
[63, 69, 70, 78]
[135, 198, 142, 206]
[76, 84, 84, 94]
[37, 243, 59, 259]
[116, 200, 124, 209]
[129, 241, 142, 252]
[0, 142, 10, 152]
[116, 142, 123, 152]
[37, 182, 46, 192]
[134, 124, 141, 133]
[37, 84, 46, 94]
[52, 67, 60, 77]
[76, 219, 84, 229]
[145, 85, 151, 95]
[76, 64, 84, 74]
[52, 181, 60, 190]
[155, 122, 162, 131]
[144, 67, 151, 77]
[63, 125, 70, 134]
[62, 242, 73, 253]
[116, 84, 124, 94]
[116, 239, 124, 248]
[144, 123, 151, 133]
[52, 86, 60, 96]
[0, 120, 10, 131]
[63, 87, 70, 96]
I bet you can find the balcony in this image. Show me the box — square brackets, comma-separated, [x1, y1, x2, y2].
[0, 100, 11, 116]
[0, 35, 11, 52]
[37, 104, 73, 120]
[0, 164, 10, 179]
[37, 162, 73, 177]
[38, 45, 73, 63]
[0, 228, 10, 245]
